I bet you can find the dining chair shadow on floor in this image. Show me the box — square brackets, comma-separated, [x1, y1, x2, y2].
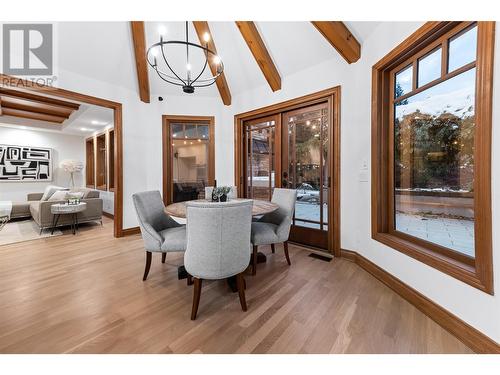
[250, 188, 297, 275]
[185, 200, 252, 320]
[132, 190, 187, 281]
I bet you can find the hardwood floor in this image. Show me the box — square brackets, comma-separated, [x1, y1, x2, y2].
[0, 218, 473, 353]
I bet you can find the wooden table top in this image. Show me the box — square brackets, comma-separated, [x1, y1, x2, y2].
[165, 198, 279, 218]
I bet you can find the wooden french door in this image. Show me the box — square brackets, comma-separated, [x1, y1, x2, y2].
[242, 101, 332, 250]
[282, 103, 330, 249]
[162, 115, 215, 205]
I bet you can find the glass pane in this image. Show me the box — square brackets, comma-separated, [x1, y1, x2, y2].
[394, 68, 476, 257]
[418, 48, 441, 87]
[184, 124, 197, 138]
[171, 123, 184, 139]
[246, 121, 275, 201]
[198, 125, 209, 139]
[171, 125, 209, 202]
[287, 108, 324, 230]
[395, 65, 413, 98]
[448, 25, 477, 73]
[321, 107, 329, 228]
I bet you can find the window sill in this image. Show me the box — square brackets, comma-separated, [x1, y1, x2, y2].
[372, 231, 492, 294]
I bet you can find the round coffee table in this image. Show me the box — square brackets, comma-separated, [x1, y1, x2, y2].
[50, 202, 87, 235]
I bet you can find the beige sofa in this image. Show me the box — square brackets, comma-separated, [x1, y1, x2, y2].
[12, 188, 103, 233]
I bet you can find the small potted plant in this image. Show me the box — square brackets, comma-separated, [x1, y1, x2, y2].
[211, 186, 232, 202]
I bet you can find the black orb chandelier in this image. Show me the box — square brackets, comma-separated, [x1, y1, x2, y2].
[146, 21, 224, 94]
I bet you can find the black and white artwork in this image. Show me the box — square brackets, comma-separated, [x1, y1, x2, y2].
[0, 145, 52, 182]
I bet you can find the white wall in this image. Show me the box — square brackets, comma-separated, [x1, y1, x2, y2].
[0, 126, 86, 201]
[218, 22, 500, 344]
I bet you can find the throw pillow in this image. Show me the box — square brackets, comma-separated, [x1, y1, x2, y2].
[41, 185, 68, 201]
[48, 190, 69, 201]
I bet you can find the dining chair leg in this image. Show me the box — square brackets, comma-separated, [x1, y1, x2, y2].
[271, 244, 275, 254]
[283, 241, 291, 266]
[252, 245, 258, 275]
[143, 251, 152, 281]
[191, 278, 202, 320]
[161, 252, 166, 263]
[236, 273, 247, 311]
[187, 274, 193, 286]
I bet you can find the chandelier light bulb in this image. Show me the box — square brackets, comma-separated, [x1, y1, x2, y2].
[203, 32, 210, 43]
[151, 47, 159, 57]
[213, 55, 221, 64]
[186, 63, 192, 71]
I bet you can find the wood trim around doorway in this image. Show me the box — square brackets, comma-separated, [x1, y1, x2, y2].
[162, 115, 215, 205]
[234, 86, 341, 256]
[0, 74, 124, 238]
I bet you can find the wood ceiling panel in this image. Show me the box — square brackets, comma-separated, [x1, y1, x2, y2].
[192, 21, 232, 106]
[0, 88, 79, 124]
[130, 21, 151, 103]
[235, 21, 281, 92]
[311, 21, 361, 64]
[1, 108, 66, 123]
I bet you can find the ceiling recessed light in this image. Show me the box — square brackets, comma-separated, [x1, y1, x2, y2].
[80, 127, 90, 131]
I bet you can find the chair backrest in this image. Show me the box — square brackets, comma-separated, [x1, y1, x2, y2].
[205, 186, 238, 200]
[185, 200, 252, 279]
[132, 191, 180, 250]
[261, 188, 297, 241]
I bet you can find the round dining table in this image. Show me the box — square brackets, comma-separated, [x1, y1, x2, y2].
[165, 198, 279, 291]
[164, 198, 279, 218]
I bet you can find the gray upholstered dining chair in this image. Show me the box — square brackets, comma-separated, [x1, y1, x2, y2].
[250, 188, 297, 275]
[132, 190, 187, 281]
[204, 186, 238, 200]
[184, 200, 252, 320]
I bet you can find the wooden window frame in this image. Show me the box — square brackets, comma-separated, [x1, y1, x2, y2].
[162, 115, 215, 205]
[234, 87, 341, 256]
[372, 22, 495, 294]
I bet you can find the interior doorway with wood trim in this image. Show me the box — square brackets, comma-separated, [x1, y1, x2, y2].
[234, 87, 341, 256]
[162, 115, 215, 205]
[0, 74, 124, 238]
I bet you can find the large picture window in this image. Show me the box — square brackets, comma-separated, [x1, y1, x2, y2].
[372, 22, 494, 293]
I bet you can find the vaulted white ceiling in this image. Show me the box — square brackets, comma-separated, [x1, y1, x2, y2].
[56, 21, 380, 99]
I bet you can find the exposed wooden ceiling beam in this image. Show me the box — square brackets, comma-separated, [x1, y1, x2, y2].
[192, 21, 232, 106]
[130, 21, 151, 103]
[0, 88, 80, 110]
[235, 21, 281, 92]
[0, 96, 74, 117]
[1, 108, 66, 123]
[311, 21, 361, 64]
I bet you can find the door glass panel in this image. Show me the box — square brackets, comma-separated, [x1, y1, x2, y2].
[448, 25, 477, 73]
[286, 105, 329, 231]
[171, 122, 210, 202]
[245, 120, 275, 201]
[418, 48, 441, 87]
[394, 68, 476, 257]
